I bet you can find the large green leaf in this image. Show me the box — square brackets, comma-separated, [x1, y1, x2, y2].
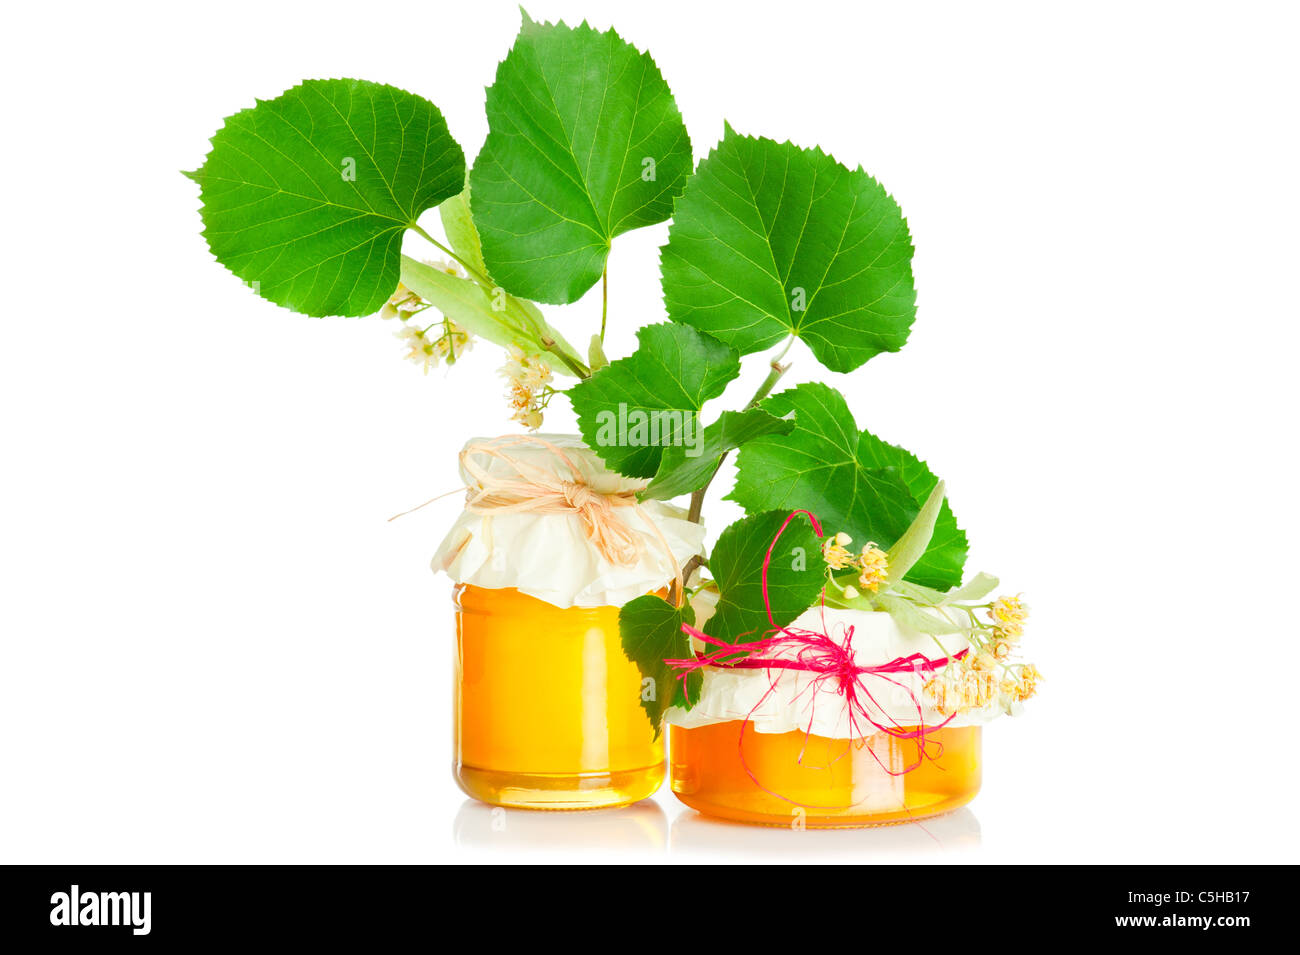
[639, 409, 793, 502]
[568, 323, 741, 478]
[618, 595, 698, 736]
[188, 79, 466, 317]
[470, 15, 693, 304]
[706, 511, 827, 645]
[729, 383, 967, 590]
[661, 128, 916, 373]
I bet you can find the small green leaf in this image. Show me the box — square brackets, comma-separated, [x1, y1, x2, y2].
[707, 511, 826, 645]
[189, 78, 466, 317]
[569, 323, 741, 478]
[471, 16, 693, 304]
[730, 383, 968, 590]
[661, 128, 916, 373]
[640, 409, 794, 502]
[619, 595, 698, 737]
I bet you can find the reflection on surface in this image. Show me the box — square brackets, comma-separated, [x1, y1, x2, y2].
[453, 799, 668, 853]
[669, 806, 981, 857]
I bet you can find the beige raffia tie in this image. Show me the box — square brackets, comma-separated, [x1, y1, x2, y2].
[398, 435, 684, 603]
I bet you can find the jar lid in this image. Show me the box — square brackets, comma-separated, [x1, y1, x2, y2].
[432, 434, 705, 609]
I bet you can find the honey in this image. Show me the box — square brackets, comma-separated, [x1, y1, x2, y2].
[454, 584, 664, 809]
[670, 722, 980, 827]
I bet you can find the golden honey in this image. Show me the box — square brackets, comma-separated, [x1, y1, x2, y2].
[670, 722, 980, 827]
[454, 584, 664, 809]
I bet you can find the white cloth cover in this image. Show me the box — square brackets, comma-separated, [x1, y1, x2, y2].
[432, 434, 705, 609]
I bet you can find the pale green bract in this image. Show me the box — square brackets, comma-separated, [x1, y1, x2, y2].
[471, 16, 693, 304]
[885, 480, 947, 584]
[661, 128, 916, 373]
[398, 256, 582, 371]
[188, 78, 466, 317]
[427, 184, 586, 375]
[438, 185, 486, 276]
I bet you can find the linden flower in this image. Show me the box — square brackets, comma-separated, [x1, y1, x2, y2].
[501, 346, 553, 430]
[381, 283, 424, 320]
[926, 657, 1004, 716]
[857, 543, 889, 593]
[1016, 664, 1041, 701]
[396, 325, 437, 374]
[380, 261, 462, 319]
[425, 259, 462, 277]
[434, 324, 473, 365]
[822, 532, 854, 570]
[396, 321, 473, 374]
[963, 669, 997, 709]
[989, 594, 1029, 627]
[923, 678, 953, 715]
[988, 594, 1029, 642]
[991, 638, 1013, 661]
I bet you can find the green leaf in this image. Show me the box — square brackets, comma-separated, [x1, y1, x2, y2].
[569, 323, 741, 478]
[640, 409, 794, 502]
[730, 383, 967, 590]
[706, 511, 826, 645]
[661, 128, 916, 373]
[470, 15, 693, 304]
[188, 78, 466, 317]
[619, 595, 698, 736]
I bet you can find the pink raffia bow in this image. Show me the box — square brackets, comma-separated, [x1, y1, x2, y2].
[665, 510, 966, 809]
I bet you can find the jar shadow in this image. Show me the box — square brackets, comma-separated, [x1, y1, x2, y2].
[669, 806, 982, 857]
[453, 799, 668, 854]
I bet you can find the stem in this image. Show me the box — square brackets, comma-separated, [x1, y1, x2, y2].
[409, 223, 590, 379]
[676, 337, 795, 590]
[410, 224, 489, 286]
[746, 335, 795, 407]
[600, 266, 608, 344]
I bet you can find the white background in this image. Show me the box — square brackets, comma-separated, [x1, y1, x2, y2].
[3, 0, 1297, 864]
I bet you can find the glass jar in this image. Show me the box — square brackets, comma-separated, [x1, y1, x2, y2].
[670, 721, 980, 828]
[454, 583, 665, 809]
